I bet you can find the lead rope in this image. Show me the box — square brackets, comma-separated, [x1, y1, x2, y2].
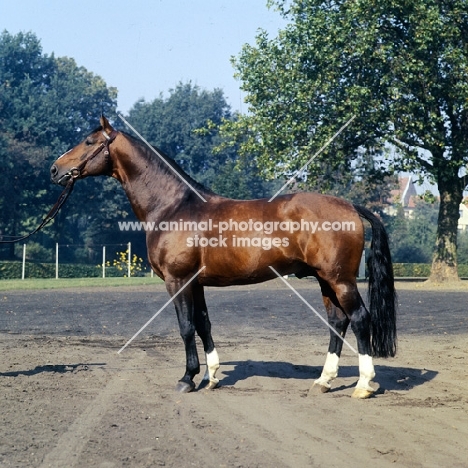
[0, 177, 75, 244]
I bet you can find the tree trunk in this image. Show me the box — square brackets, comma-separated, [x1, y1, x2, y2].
[428, 176, 463, 283]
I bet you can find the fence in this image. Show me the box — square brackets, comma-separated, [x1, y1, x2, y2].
[9, 245, 468, 280]
[0, 242, 154, 280]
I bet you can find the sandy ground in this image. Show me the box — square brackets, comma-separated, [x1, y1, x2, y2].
[0, 280, 467, 467]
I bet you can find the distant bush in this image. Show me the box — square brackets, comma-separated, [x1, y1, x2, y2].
[98, 249, 146, 277]
[392, 263, 431, 278]
[393, 263, 468, 278]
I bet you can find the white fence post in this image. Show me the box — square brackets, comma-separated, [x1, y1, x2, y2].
[102, 246, 106, 278]
[127, 242, 131, 278]
[359, 249, 366, 279]
[22, 244, 26, 280]
[55, 243, 59, 279]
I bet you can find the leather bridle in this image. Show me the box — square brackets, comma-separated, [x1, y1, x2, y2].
[57, 129, 119, 184]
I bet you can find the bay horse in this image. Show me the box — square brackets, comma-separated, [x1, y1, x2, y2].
[50, 115, 396, 399]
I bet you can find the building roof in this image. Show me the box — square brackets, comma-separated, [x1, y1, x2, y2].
[389, 176, 418, 208]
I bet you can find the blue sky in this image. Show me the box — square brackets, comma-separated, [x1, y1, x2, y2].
[1, 0, 287, 114]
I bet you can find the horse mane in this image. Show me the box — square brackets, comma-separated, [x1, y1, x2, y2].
[95, 126, 214, 196]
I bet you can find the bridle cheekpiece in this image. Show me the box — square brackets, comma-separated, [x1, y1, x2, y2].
[59, 129, 118, 184]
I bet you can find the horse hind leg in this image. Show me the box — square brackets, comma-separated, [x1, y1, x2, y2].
[350, 297, 376, 399]
[312, 295, 350, 394]
[334, 282, 376, 399]
[314, 281, 376, 399]
[193, 284, 220, 390]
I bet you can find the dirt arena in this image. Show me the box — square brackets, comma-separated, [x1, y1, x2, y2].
[1, 279, 467, 467]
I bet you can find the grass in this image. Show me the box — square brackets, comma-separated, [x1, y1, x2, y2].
[3, 276, 468, 292]
[0, 276, 164, 291]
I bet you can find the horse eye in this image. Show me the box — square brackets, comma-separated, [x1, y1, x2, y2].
[85, 139, 93, 146]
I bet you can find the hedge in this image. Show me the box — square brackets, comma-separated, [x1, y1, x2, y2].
[3, 261, 468, 280]
[392, 263, 468, 278]
[392, 263, 431, 278]
[0, 262, 131, 279]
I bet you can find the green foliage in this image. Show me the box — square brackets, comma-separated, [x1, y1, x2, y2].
[392, 263, 432, 278]
[455, 231, 468, 264]
[23, 242, 53, 262]
[0, 256, 152, 279]
[392, 263, 468, 278]
[387, 198, 439, 263]
[0, 261, 103, 279]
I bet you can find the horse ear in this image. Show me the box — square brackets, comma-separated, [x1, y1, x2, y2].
[100, 114, 114, 132]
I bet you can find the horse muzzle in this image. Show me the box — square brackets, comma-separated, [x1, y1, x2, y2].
[50, 164, 81, 186]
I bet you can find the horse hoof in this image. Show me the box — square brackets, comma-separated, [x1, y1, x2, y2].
[175, 380, 195, 393]
[309, 382, 331, 395]
[351, 387, 374, 399]
[198, 378, 219, 390]
[205, 379, 219, 390]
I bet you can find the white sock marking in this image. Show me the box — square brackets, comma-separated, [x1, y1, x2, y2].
[355, 354, 375, 391]
[203, 348, 220, 385]
[314, 352, 340, 388]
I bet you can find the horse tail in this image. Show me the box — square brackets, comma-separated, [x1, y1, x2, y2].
[353, 204, 397, 358]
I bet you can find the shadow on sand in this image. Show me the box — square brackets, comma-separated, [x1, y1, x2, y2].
[0, 362, 105, 377]
[212, 359, 438, 395]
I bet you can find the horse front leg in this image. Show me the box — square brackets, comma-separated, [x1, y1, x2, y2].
[166, 278, 199, 393]
[193, 283, 219, 389]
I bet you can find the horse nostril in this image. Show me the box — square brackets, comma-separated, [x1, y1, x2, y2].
[50, 165, 58, 177]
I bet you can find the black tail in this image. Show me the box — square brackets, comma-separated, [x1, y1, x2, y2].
[354, 204, 397, 358]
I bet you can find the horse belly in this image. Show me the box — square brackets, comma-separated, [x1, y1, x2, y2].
[198, 237, 308, 286]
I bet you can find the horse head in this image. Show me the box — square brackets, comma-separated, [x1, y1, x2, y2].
[50, 115, 118, 186]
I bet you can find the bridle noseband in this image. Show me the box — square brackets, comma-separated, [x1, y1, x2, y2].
[58, 129, 119, 184]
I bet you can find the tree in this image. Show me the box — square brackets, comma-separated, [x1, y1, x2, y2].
[0, 31, 118, 260]
[388, 199, 439, 263]
[225, 0, 468, 282]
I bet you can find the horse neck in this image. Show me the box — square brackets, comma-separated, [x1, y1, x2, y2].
[110, 136, 210, 221]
